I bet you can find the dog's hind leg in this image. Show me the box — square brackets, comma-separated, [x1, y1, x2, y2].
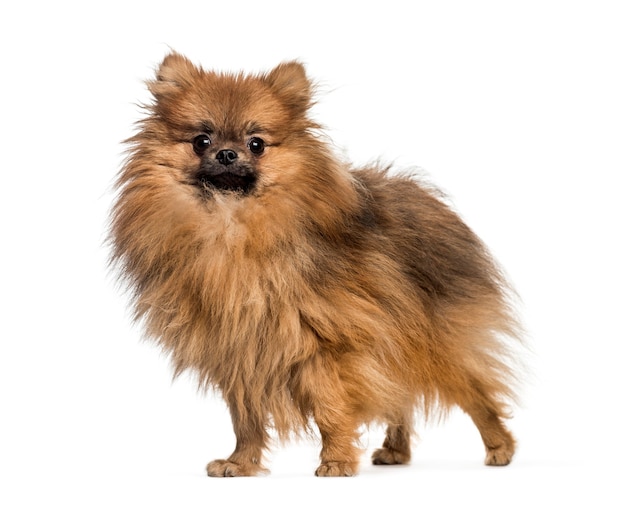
[457, 381, 516, 466]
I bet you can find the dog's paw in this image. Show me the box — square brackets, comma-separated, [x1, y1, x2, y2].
[371, 447, 411, 465]
[314, 461, 358, 477]
[206, 459, 268, 477]
[484, 445, 515, 466]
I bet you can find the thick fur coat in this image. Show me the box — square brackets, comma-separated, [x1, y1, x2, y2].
[109, 53, 522, 477]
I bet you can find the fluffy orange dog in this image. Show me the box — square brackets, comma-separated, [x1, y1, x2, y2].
[109, 53, 523, 477]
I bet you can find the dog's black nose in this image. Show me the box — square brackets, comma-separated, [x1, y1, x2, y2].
[216, 149, 238, 165]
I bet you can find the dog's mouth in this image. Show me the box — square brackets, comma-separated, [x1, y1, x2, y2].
[195, 170, 257, 194]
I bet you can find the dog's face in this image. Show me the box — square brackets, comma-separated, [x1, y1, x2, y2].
[141, 53, 316, 198]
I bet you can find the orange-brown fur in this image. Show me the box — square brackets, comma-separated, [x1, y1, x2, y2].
[109, 53, 523, 477]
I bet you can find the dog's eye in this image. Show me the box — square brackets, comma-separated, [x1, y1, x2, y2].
[192, 134, 211, 155]
[247, 137, 265, 155]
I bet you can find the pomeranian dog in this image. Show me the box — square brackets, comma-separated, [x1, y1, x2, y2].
[109, 52, 523, 477]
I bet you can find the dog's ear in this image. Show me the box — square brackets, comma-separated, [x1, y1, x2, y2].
[264, 61, 313, 115]
[148, 52, 199, 98]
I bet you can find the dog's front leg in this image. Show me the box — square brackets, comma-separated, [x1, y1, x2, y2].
[294, 353, 363, 476]
[206, 395, 269, 477]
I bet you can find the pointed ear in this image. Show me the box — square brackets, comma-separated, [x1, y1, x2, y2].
[264, 61, 313, 114]
[148, 52, 199, 98]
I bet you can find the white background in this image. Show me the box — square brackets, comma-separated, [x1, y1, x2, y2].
[1, 1, 625, 503]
